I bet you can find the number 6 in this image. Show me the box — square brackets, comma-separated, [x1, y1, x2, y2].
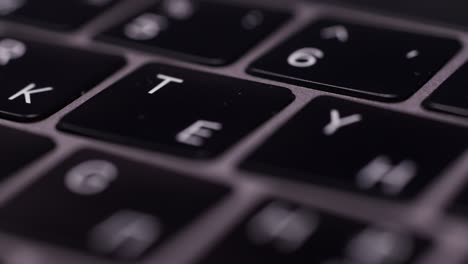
[287, 48, 324, 68]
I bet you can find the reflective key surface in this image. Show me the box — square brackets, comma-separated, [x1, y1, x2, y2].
[242, 97, 468, 199]
[248, 20, 460, 101]
[59, 64, 294, 158]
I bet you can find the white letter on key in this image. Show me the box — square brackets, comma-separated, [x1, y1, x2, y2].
[9, 83, 54, 104]
[176, 120, 222, 146]
[148, 74, 184, 94]
[323, 109, 362, 136]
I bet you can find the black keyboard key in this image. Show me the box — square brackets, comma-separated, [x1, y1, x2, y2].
[58, 64, 294, 158]
[0, 37, 124, 122]
[248, 20, 459, 101]
[99, 1, 289, 65]
[1, 0, 119, 30]
[424, 63, 468, 117]
[0, 149, 228, 260]
[200, 200, 426, 264]
[242, 97, 468, 199]
[0, 125, 53, 179]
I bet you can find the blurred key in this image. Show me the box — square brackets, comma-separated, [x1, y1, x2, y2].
[99, 0, 290, 65]
[200, 200, 427, 264]
[0, 0, 119, 30]
[0, 149, 228, 260]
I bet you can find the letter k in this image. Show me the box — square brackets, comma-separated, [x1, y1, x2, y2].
[9, 83, 54, 104]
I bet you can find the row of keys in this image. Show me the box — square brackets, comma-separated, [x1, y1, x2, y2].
[56, 63, 468, 200]
[201, 201, 427, 264]
[0, 147, 428, 262]
[0, 149, 229, 260]
[2, 1, 468, 116]
[0, 0, 461, 103]
[2, 126, 468, 261]
[0, 32, 463, 202]
[101, 8, 459, 100]
[101, 6, 461, 102]
[0, 17, 461, 117]
[0, 29, 455, 187]
[0, 32, 464, 202]
[0, 14, 464, 203]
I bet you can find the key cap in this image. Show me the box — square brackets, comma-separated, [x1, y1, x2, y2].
[248, 20, 459, 101]
[0, 125, 53, 179]
[0, 37, 124, 122]
[241, 97, 468, 199]
[99, 0, 290, 65]
[0, 0, 119, 30]
[424, 63, 468, 117]
[200, 200, 427, 264]
[58, 64, 294, 158]
[0, 149, 228, 260]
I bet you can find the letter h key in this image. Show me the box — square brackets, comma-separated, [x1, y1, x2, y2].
[356, 156, 418, 196]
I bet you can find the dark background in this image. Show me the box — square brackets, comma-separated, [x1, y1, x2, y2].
[321, 0, 468, 28]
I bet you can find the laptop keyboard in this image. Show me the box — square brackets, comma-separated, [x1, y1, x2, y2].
[0, 0, 467, 264]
